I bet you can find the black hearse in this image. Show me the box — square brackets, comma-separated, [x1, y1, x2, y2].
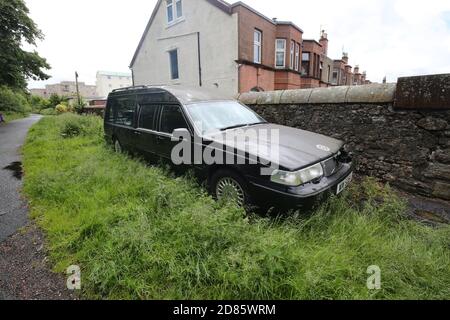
[104, 86, 353, 209]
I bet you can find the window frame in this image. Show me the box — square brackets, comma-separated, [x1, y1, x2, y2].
[295, 43, 300, 71]
[169, 49, 179, 80]
[332, 71, 339, 84]
[175, 0, 183, 19]
[275, 39, 286, 68]
[290, 40, 295, 69]
[301, 52, 310, 76]
[167, 0, 183, 25]
[253, 29, 262, 64]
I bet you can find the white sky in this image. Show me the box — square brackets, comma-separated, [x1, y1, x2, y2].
[25, 0, 450, 88]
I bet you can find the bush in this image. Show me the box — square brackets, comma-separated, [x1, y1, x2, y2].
[59, 113, 102, 138]
[49, 93, 70, 108]
[55, 104, 69, 114]
[0, 86, 31, 113]
[29, 95, 50, 112]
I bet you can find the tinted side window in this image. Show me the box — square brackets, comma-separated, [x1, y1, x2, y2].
[115, 96, 136, 126]
[160, 105, 187, 134]
[138, 104, 158, 130]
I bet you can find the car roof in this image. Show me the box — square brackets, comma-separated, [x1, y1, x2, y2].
[109, 85, 235, 105]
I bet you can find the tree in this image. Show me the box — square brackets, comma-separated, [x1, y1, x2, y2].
[48, 93, 70, 108]
[0, 0, 50, 89]
[29, 94, 50, 111]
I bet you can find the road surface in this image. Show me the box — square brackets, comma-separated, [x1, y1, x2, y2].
[0, 115, 42, 242]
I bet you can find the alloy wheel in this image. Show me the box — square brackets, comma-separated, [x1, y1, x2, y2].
[216, 177, 245, 207]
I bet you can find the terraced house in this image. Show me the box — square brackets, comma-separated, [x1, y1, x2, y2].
[130, 0, 370, 95]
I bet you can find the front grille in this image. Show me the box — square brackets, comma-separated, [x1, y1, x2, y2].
[322, 156, 339, 177]
[321, 147, 352, 177]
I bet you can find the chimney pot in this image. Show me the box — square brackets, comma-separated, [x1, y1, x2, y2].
[319, 30, 329, 56]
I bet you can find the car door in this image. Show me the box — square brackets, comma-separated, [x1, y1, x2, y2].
[134, 103, 160, 159]
[155, 104, 191, 162]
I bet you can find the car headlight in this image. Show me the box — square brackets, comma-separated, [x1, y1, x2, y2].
[271, 163, 324, 186]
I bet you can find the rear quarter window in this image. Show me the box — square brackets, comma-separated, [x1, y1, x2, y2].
[108, 95, 136, 127]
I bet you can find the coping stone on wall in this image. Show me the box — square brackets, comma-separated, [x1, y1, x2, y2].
[238, 91, 260, 105]
[256, 90, 284, 105]
[280, 89, 313, 104]
[238, 83, 399, 105]
[308, 86, 350, 104]
[346, 83, 396, 103]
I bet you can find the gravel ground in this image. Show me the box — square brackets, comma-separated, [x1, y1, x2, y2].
[0, 223, 77, 300]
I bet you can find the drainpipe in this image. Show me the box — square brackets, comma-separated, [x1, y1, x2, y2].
[197, 32, 202, 87]
[131, 68, 135, 87]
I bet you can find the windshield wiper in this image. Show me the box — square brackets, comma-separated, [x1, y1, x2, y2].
[220, 124, 248, 131]
[220, 121, 267, 132]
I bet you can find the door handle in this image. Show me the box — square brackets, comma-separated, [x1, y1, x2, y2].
[157, 136, 165, 141]
[134, 131, 142, 136]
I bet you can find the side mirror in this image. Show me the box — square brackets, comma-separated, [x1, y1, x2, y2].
[171, 128, 191, 142]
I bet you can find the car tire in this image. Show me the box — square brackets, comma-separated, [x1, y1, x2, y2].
[210, 169, 251, 208]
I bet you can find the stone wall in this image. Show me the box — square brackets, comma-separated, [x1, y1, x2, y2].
[238, 77, 450, 201]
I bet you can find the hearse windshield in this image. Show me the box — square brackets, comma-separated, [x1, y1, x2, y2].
[186, 101, 266, 135]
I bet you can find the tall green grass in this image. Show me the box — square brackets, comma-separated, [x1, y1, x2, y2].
[23, 114, 450, 299]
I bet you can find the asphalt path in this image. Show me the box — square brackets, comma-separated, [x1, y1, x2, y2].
[0, 114, 42, 242]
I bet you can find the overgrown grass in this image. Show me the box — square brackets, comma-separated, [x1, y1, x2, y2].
[23, 114, 450, 300]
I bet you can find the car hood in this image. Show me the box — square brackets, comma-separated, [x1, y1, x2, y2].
[204, 124, 344, 171]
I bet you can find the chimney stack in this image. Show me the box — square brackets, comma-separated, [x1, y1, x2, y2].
[342, 52, 349, 64]
[319, 30, 328, 56]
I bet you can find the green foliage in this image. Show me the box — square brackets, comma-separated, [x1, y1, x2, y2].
[0, 85, 31, 113]
[72, 96, 86, 114]
[29, 95, 50, 112]
[58, 113, 102, 138]
[0, 0, 50, 89]
[49, 93, 70, 108]
[55, 104, 69, 114]
[40, 107, 56, 116]
[23, 115, 450, 300]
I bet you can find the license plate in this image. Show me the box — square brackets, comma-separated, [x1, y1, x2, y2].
[336, 173, 353, 195]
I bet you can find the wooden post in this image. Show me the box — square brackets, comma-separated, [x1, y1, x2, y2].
[75, 71, 81, 108]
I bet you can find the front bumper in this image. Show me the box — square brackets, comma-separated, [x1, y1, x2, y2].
[247, 163, 353, 209]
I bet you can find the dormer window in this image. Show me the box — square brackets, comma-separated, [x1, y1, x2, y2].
[167, 0, 183, 24]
